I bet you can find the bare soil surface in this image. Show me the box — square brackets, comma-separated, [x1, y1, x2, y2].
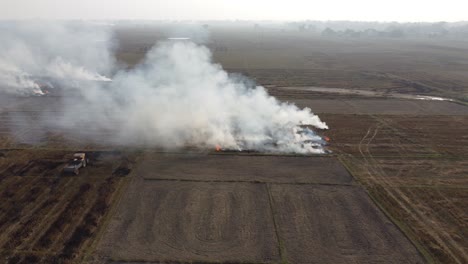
[268, 87, 468, 115]
[115, 25, 468, 100]
[270, 184, 424, 264]
[94, 153, 423, 263]
[97, 180, 280, 263]
[321, 114, 468, 157]
[321, 111, 468, 263]
[138, 153, 353, 184]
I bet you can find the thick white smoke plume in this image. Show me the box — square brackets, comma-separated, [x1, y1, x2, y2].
[0, 22, 328, 154]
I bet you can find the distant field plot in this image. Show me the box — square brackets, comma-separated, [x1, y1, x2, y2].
[361, 158, 468, 186]
[114, 25, 468, 100]
[235, 69, 402, 91]
[321, 114, 435, 157]
[270, 184, 424, 264]
[320, 113, 468, 157]
[342, 155, 468, 264]
[278, 98, 358, 114]
[378, 115, 468, 156]
[277, 97, 468, 115]
[98, 181, 280, 263]
[345, 99, 468, 115]
[0, 97, 120, 149]
[138, 153, 354, 184]
[396, 186, 468, 262]
[267, 86, 468, 115]
[337, 112, 468, 264]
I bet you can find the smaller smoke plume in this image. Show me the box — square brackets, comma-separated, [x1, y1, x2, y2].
[45, 57, 112, 82]
[0, 61, 42, 95]
[0, 21, 114, 95]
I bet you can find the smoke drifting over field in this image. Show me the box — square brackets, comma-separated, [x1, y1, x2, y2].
[0, 22, 328, 154]
[0, 21, 114, 95]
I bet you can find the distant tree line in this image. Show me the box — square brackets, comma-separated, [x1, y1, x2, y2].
[286, 21, 468, 39]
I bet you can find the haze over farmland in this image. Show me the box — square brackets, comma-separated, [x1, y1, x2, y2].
[1, 0, 468, 21]
[0, 1, 467, 264]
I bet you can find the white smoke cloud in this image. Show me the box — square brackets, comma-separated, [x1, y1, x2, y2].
[0, 21, 115, 94]
[0, 61, 42, 95]
[0, 22, 328, 154]
[46, 57, 112, 82]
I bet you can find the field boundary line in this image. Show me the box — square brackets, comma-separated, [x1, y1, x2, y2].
[266, 183, 287, 264]
[365, 187, 436, 264]
[0, 147, 335, 157]
[81, 174, 133, 263]
[141, 177, 355, 186]
[337, 155, 435, 263]
[107, 260, 271, 264]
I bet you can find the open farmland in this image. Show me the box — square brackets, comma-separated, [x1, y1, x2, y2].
[0, 24, 468, 263]
[291, 93, 468, 263]
[3, 91, 466, 263]
[0, 95, 120, 150]
[278, 96, 468, 115]
[270, 184, 422, 264]
[115, 25, 468, 101]
[0, 149, 132, 263]
[94, 153, 423, 263]
[137, 153, 353, 184]
[98, 180, 281, 263]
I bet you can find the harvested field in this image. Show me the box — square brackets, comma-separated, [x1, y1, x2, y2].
[267, 94, 468, 115]
[270, 184, 424, 263]
[318, 106, 468, 264]
[138, 153, 353, 184]
[2, 91, 467, 263]
[344, 99, 468, 115]
[357, 157, 468, 186]
[97, 180, 280, 263]
[2, 24, 468, 263]
[340, 154, 468, 263]
[95, 153, 423, 263]
[357, 182, 468, 264]
[377, 115, 468, 156]
[116, 26, 468, 100]
[2, 92, 467, 263]
[0, 149, 132, 263]
[395, 186, 468, 263]
[319, 114, 468, 157]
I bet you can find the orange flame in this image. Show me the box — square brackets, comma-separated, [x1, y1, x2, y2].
[324, 136, 330, 142]
[215, 145, 221, 152]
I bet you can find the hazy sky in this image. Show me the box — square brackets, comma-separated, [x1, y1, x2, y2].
[0, 0, 467, 22]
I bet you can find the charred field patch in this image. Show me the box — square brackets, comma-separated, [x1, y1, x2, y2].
[0, 149, 133, 263]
